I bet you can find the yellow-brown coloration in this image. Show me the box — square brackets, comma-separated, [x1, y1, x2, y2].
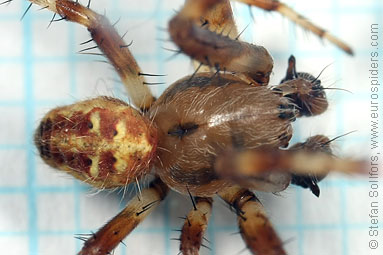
[180, 197, 213, 255]
[219, 186, 287, 255]
[79, 178, 169, 255]
[169, 0, 274, 85]
[29, 0, 155, 110]
[35, 97, 157, 188]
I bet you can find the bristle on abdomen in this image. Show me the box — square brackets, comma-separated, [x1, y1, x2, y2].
[35, 97, 158, 189]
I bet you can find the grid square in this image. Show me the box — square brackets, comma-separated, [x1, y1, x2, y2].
[302, 186, 342, 225]
[33, 62, 71, 100]
[0, 236, 29, 255]
[74, 61, 117, 99]
[0, 149, 27, 187]
[339, 13, 380, 52]
[0, 0, 22, 15]
[339, 0, 376, 7]
[79, 191, 121, 230]
[39, 235, 77, 255]
[32, 20, 69, 57]
[117, 18, 157, 56]
[0, 63, 24, 101]
[279, 230, 300, 255]
[302, 229, 343, 255]
[249, 12, 289, 52]
[294, 13, 337, 53]
[0, 106, 25, 144]
[37, 193, 75, 231]
[35, 158, 75, 187]
[260, 187, 298, 226]
[118, 0, 158, 12]
[342, 99, 369, 137]
[124, 232, 166, 255]
[0, 194, 28, 232]
[345, 185, 372, 224]
[212, 199, 237, 228]
[0, 21, 23, 57]
[215, 231, 251, 255]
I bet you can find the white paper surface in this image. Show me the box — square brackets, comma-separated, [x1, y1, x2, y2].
[0, 0, 381, 255]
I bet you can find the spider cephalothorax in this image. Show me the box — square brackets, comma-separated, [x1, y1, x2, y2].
[25, 0, 366, 254]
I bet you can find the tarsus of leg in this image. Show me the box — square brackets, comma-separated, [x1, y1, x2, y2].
[237, 0, 354, 55]
[28, 0, 155, 110]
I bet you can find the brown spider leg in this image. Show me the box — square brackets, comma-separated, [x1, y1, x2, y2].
[236, 0, 353, 55]
[197, 0, 239, 39]
[193, 0, 238, 72]
[214, 146, 366, 190]
[78, 178, 169, 255]
[28, 0, 155, 110]
[179, 197, 213, 255]
[169, 0, 274, 85]
[218, 186, 287, 255]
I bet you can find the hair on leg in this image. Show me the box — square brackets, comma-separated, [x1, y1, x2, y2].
[236, 0, 353, 55]
[169, 0, 274, 85]
[219, 186, 287, 255]
[28, 0, 155, 110]
[78, 178, 169, 255]
[179, 197, 213, 255]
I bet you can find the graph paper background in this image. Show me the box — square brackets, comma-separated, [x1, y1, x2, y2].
[0, 0, 382, 254]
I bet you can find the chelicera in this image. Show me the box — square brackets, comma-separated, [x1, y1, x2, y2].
[17, 0, 366, 254]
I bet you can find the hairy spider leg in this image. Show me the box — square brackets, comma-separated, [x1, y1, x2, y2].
[191, 0, 239, 73]
[169, 0, 274, 85]
[28, 0, 155, 110]
[219, 186, 287, 255]
[214, 136, 366, 191]
[237, 0, 353, 55]
[78, 178, 169, 255]
[179, 197, 213, 255]
[197, 0, 239, 39]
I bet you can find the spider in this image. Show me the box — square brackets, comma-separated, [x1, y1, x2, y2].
[9, 0, 366, 254]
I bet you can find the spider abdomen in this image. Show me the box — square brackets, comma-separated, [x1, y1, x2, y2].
[149, 73, 294, 196]
[35, 97, 157, 188]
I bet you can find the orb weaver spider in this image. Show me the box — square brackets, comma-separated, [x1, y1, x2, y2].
[3, 0, 368, 254]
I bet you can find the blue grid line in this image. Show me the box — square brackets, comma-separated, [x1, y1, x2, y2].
[21, 2, 38, 255]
